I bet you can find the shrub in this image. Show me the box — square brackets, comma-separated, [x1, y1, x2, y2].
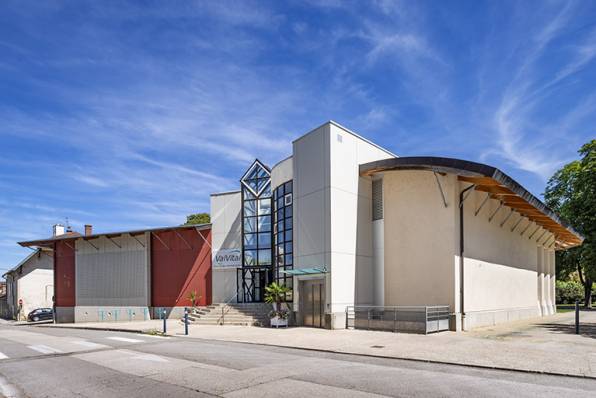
[555, 281, 596, 304]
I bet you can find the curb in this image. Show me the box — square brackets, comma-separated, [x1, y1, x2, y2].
[34, 324, 164, 335]
[32, 324, 595, 380]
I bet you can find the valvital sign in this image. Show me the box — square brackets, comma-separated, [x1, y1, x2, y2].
[213, 249, 242, 269]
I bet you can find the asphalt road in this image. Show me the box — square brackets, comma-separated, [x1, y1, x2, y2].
[0, 322, 595, 397]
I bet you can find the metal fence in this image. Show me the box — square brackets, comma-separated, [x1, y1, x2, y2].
[345, 306, 450, 334]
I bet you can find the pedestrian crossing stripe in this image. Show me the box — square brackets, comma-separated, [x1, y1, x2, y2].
[106, 337, 144, 343]
[27, 345, 63, 354]
[69, 341, 108, 349]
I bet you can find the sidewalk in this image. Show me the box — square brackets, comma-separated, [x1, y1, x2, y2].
[34, 310, 596, 379]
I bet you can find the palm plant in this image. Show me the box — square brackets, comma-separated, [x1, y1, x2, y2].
[185, 291, 201, 308]
[264, 282, 291, 310]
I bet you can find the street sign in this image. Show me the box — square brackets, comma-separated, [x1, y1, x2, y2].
[18, 299, 22, 306]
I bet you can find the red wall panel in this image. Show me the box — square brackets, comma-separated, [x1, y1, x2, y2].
[54, 241, 76, 307]
[151, 228, 212, 307]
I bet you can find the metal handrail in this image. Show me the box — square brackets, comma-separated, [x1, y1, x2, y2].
[221, 290, 240, 326]
[346, 305, 450, 334]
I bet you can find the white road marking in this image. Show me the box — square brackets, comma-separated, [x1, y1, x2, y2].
[69, 341, 108, 349]
[106, 337, 144, 343]
[133, 354, 169, 362]
[27, 345, 63, 354]
[0, 352, 7, 360]
[118, 350, 169, 362]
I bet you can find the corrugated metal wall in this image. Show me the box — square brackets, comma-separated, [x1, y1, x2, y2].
[76, 235, 147, 306]
[55, 241, 76, 307]
[152, 228, 212, 307]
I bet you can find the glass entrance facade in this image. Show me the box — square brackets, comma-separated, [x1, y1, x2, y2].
[239, 160, 273, 302]
[273, 181, 293, 292]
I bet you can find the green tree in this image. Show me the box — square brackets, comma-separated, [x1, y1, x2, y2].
[183, 212, 210, 225]
[544, 140, 596, 307]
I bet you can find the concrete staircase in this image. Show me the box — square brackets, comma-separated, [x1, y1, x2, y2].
[182, 303, 271, 326]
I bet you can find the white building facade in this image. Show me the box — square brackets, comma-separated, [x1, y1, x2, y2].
[3, 248, 54, 320]
[211, 121, 583, 331]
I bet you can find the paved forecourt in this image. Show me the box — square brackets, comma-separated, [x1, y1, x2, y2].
[1, 324, 596, 397]
[34, 309, 596, 379]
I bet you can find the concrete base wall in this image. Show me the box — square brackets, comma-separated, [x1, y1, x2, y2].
[74, 307, 151, 323]
[450, 313, 462, 331]
[463, 306, 541, 330]
[325, 311, 346, 330]
[56, 306, 190, 323]
[150, 306, 187, 320]
[56, 307, 75, 323]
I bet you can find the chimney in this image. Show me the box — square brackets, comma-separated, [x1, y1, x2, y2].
[53, 224, 65, 237]
[85, 225, 92, 235]
[67, 225, 72, 233]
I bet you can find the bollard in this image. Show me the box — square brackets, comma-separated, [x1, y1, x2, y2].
[126, 309, 133, 322]
[98, 311, 105, 323]
[114, 310, 121, 323]
[163, 307, 167, 334]
[185, 307, 189, 335]
[575, 300, 580, 335]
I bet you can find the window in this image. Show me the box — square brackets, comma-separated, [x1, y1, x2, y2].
[372, 178, 383, 221]
[273, 180, 293, 289]
[241, 160, 273, 270]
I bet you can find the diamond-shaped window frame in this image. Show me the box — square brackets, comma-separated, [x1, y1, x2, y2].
[241, 160, 271, 197]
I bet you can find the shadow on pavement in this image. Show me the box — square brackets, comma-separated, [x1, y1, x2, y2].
[536, 322, 596, 339]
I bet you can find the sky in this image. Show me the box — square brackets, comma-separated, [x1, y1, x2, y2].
[1, 0, 595, 275]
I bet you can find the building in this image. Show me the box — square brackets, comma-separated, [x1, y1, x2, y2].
[0, 281, 7, 318]
[2, 248, 54, 320]
[18, 224, 211, 323]
[210, 121, 583, 330]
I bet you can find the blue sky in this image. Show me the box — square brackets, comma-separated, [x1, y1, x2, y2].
[1, 0, 595, 274]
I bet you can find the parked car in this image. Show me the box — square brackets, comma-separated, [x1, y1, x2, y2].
[27, 308, 53, 322]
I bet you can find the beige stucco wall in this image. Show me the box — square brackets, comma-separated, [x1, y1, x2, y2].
[383, 171, 458, 310]
[383, 171, 553, 330]
[463, 188, 540, 312]
[271, 156, 293, 190]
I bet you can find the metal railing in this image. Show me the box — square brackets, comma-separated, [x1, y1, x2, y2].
[345, 306, 450, 334]
[221, 290, 240, 326]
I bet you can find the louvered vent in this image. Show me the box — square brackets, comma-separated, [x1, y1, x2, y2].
[372, 179, 383, 221]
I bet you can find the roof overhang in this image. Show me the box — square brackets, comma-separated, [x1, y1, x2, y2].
[359, 157, 584, 250]
[280, 267, 329, 275]
[17, 223, 212, 248]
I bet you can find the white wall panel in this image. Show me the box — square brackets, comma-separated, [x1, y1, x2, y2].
[210, 191, 242, 302]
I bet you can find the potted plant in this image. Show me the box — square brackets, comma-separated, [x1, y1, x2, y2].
[264, 282, 291, 328]
[185, 291, 201, 313]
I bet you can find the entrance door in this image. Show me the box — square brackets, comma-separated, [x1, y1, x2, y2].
[237, 268, 272, 303]
[301, 279, 325, 328]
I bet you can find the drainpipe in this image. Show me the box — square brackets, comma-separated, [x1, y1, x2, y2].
[459, 184, 475, 331]
[53, 243, 57, 324]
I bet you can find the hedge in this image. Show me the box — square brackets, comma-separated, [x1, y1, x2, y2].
[555, 281, 596, 304]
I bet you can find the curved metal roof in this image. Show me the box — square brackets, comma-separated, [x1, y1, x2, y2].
[359, 156, 583, 250]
